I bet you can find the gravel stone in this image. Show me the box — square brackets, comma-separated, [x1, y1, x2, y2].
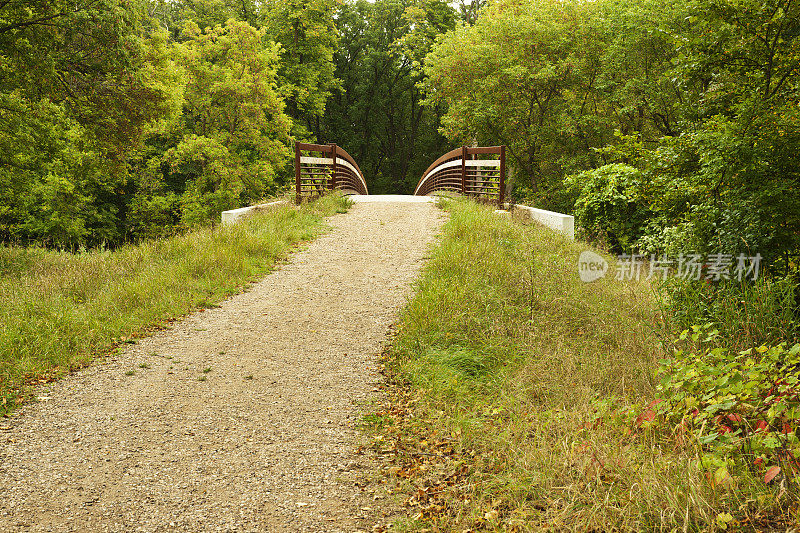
[0, 201, 444, 532]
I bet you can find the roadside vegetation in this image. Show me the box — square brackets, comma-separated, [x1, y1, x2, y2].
[0, 194, 350, 415]
[425, 0, 800, 275]
[374, 200, 798, 531]
[5, 0, 800, 526]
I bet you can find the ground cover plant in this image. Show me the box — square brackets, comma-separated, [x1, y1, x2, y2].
[654, 326, 800, 498]
[374, 200, 797, 531]
[0, 194, 350, 414]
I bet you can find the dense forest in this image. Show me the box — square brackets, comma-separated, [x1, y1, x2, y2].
[0, 0, 466, 247]
[1, 0, 799, 280]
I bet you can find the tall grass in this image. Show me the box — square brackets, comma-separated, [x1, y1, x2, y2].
[384, 200, 793, 531]
[655, 276, 799, 351]
[0, 194, 350, 414]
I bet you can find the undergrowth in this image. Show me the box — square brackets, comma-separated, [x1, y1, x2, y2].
[375, 199, 797, 531]
[652, 325, 800, 497]
[0, 194, 351, 414]
[655, 276, 799, 352]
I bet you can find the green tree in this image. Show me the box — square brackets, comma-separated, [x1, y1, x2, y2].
[0, 0, 171, 246]
[424, 0, 800, 271]
[637, 0, 800, 268]
[263, 0, 340, 139]
[599, 0, 682, 140]
[324, 0, 455, 193]
[423, 0, 611, 197]
[129, 18, 292, 233]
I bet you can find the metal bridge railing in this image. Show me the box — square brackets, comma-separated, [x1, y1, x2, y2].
[414, 146, 505, 206]
[294, 142, 368, 203]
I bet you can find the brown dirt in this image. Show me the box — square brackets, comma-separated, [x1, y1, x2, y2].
[0, 201, 445, 532]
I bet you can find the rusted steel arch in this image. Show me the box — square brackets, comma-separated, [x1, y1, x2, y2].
[414, 147, 464, 197]
[294, 142, 369, 203]
[414, 146, 505, 206]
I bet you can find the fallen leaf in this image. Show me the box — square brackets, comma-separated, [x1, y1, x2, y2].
[714, 466, 733, 488]
[716, 512, 733, 530]
[765, 465, 781, 483]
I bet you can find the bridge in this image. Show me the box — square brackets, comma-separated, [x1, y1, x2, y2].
[294, 142, 370, 203]
[289, 141, 574, 239]
[414, 145, 505, 206]
[224, 142, 572, 238]
[294, 142, 505, 206]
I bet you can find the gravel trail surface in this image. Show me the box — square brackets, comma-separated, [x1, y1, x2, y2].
[0, 201, 444, 532]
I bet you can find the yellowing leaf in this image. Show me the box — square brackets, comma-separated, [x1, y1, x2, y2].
[715, 512, 733, 529]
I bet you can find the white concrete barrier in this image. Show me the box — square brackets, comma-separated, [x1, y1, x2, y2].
[221, 200, 289, 225]
[507, 203, 574, 240]
[493, 209, 511, 221]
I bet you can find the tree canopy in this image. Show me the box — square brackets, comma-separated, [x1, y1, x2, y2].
[0, 0, 798, 275]
[424, 0, 800, 270]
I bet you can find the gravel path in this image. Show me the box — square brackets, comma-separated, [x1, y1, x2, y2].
[0, 201, 444, 532]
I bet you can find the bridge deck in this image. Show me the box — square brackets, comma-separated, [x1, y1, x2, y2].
[349, 194, 436, 203]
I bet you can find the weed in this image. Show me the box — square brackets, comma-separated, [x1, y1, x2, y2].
[655, 276, 798, 350]
[651, 325, 800, 492]
[124, 370, 135, 376]
[203, 367, 211, 374]
[197, 376, 206, 382]
[138, 363, 149, 369]
[360, 413, 393, 431]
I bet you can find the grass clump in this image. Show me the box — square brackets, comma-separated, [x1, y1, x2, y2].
[0, 193, 351, 414]
[656, 275, 799, 352]
[379, 199, 795, 531]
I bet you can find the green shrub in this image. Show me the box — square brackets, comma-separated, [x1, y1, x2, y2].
[654, 324, 800, 493]
[566, 163, 651, 252]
